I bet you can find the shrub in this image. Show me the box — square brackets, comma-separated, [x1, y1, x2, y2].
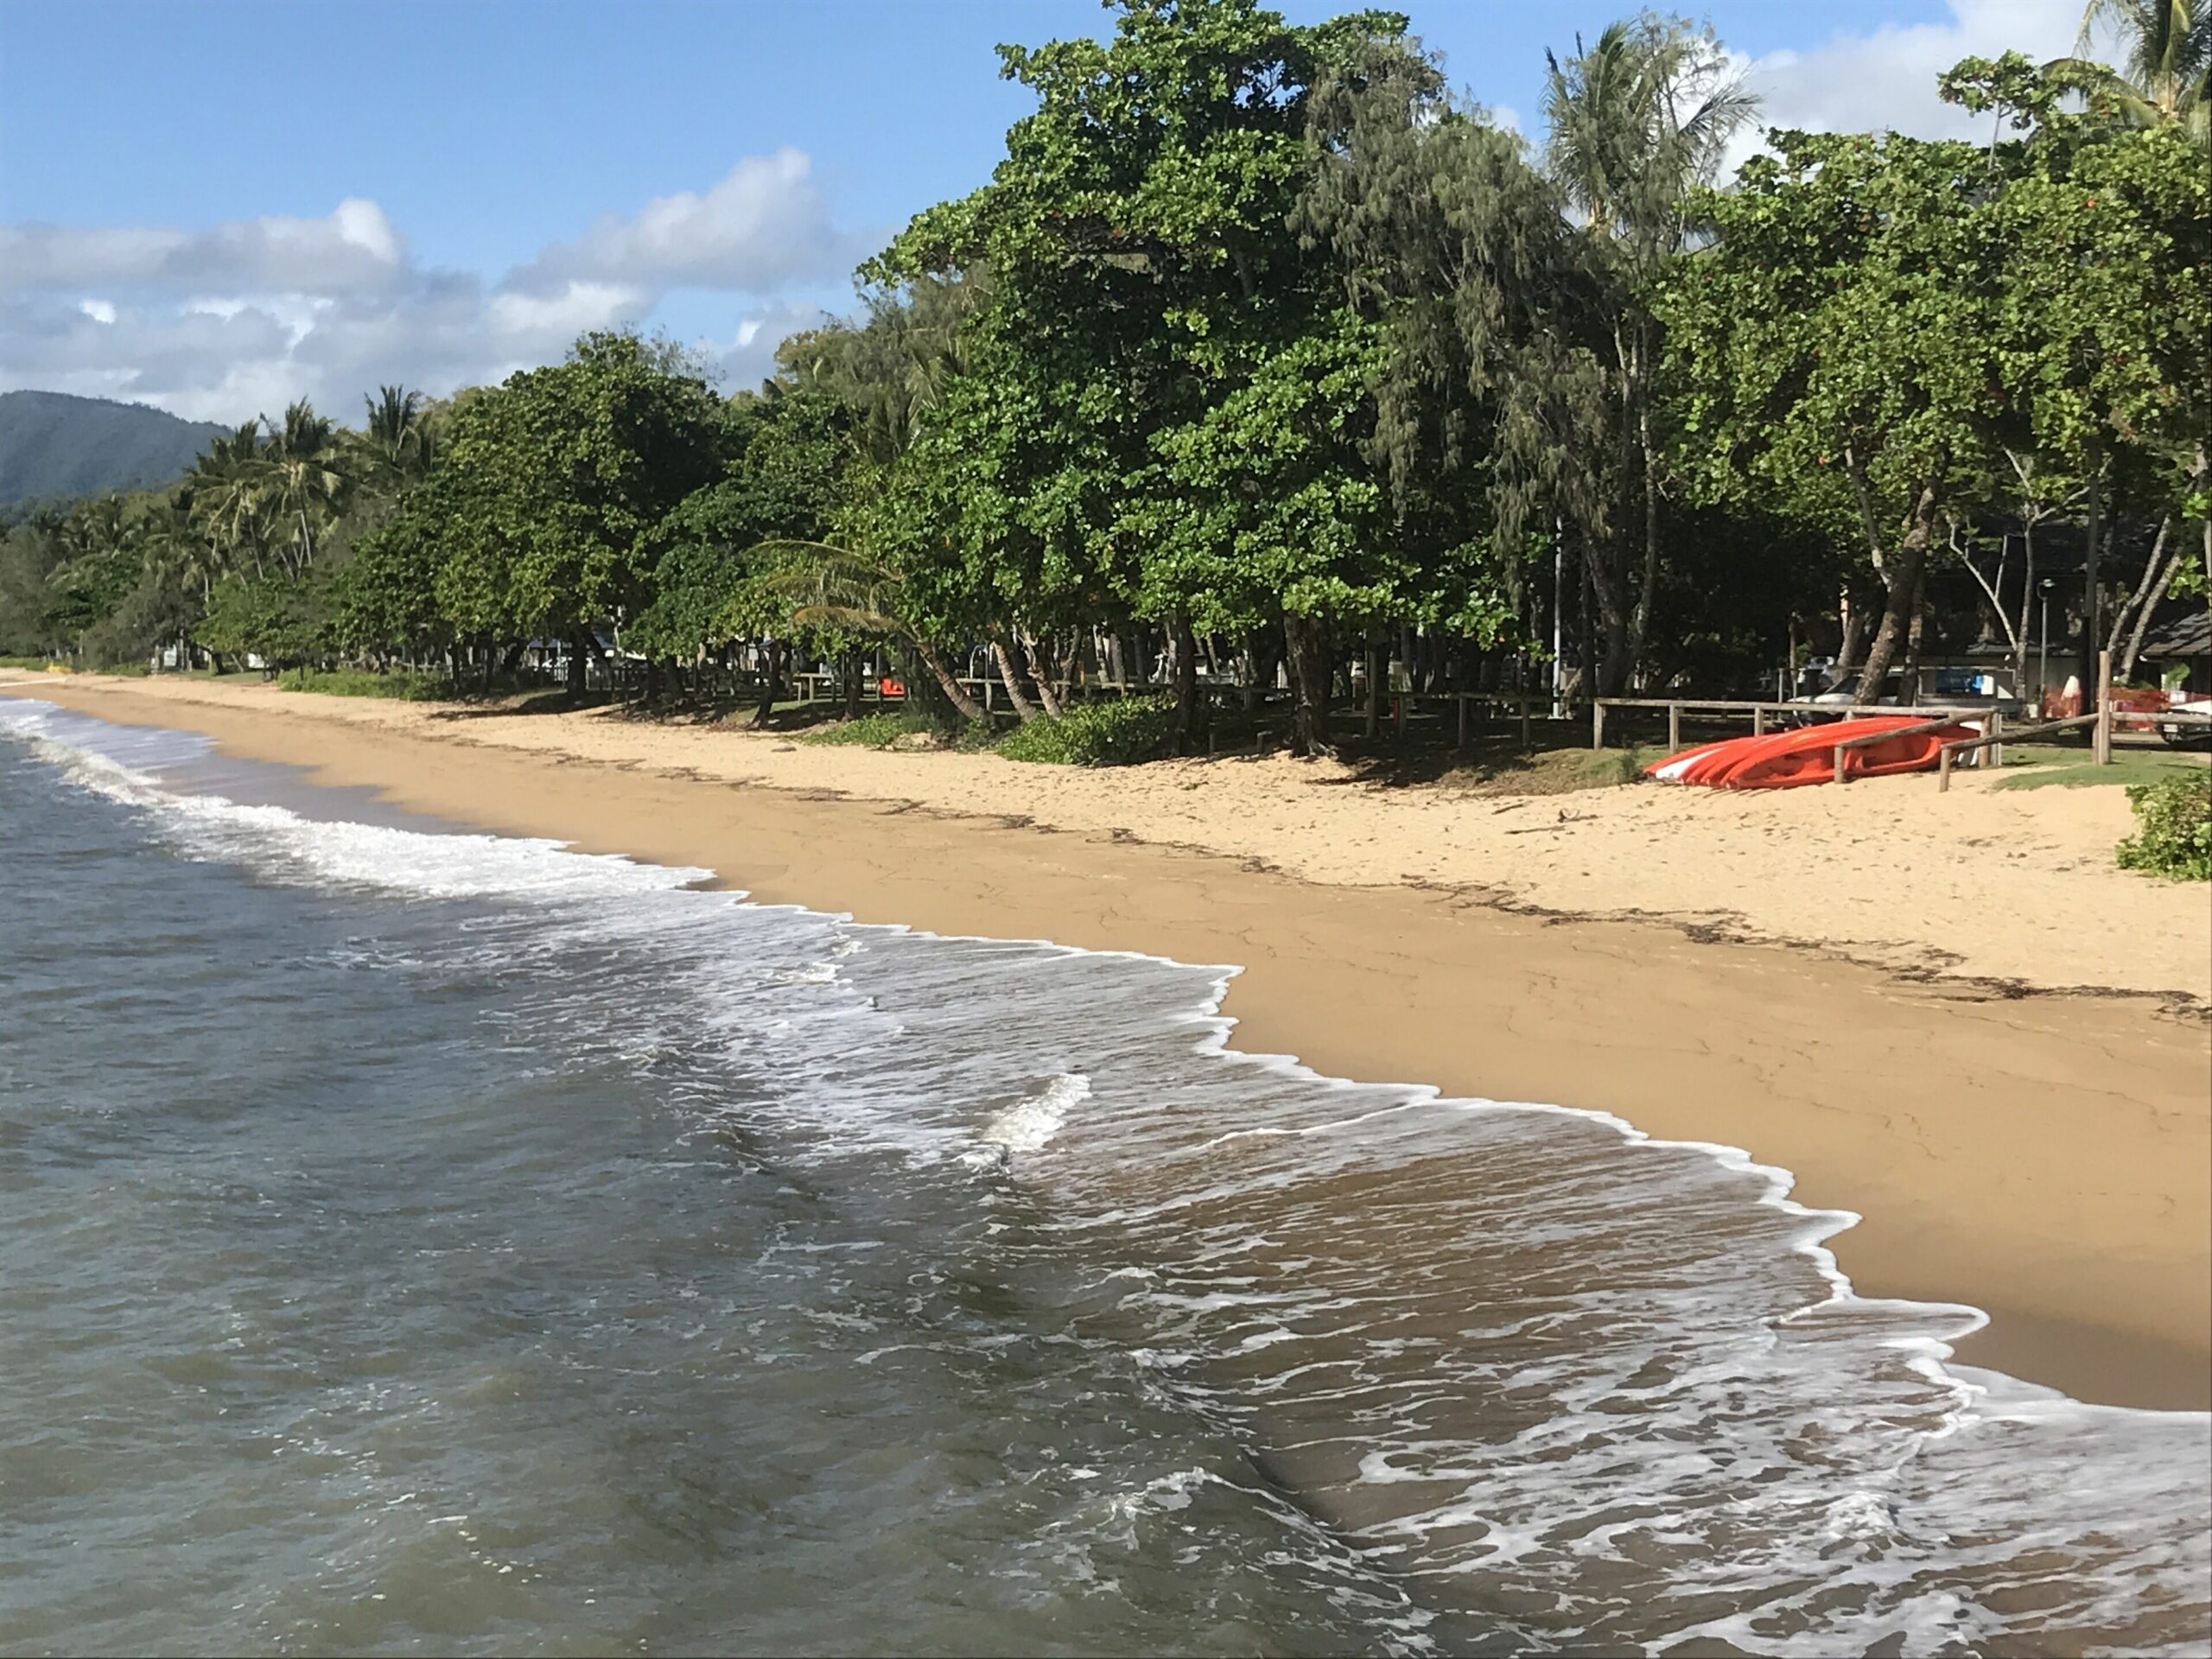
[797, 710, 942, 747]
[997, 694, 1176, 766]
[286, 668, 448, 701]
[2116, 772, 2212, 880]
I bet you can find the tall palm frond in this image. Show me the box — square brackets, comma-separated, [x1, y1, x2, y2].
[2048, 0, 2210, 147]
[1543, 16, 1758, 264]
[255, 399, 346, 571]
[752, 539, 912, 636]
[358, 384, 433, 481]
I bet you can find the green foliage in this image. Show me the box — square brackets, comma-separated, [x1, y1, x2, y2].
[283, 667, 450, 701]
[3, 1, 2200, 750]
[629, 390, 852, 657]
[997, 696, 1177, 766]
[2115, 772, 2212, 879]
[200, 575, 326, 667]
[430, 332, 725, 645]
[796, 710, 941, 747]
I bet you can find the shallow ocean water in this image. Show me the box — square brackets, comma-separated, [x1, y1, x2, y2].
[1, 696, 2206, 1656]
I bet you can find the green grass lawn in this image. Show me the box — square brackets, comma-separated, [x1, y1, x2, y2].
[1986, 741, 2211, 791]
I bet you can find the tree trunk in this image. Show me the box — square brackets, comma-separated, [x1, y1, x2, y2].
[1627, 393, 1662, 683]
[749, 639, 787, 728]
[1173, 612, 1198, 752]
[1021, 628, 1065, 720]
[1857, 485, 1940, 702]
[844, 646, 863, 719]
[2077, 469, 2103, 696]
[913, 639, 985, 722]
[568, 632, 590, 697]
[1899, 566, 1928, 701]
[2119, 526, 2186, 685]
[2105, 516, 2173, 668]
[1363, 634, 1383, 737]
[1581, 537, 1633, 697]
[1836, 587, 1867, 675]
[1283, 613, 1333, 757]
[2013, 522, 2037, 686]
[989, 635, 1038, 722]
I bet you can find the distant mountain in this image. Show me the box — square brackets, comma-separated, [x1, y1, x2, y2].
[0, 390, 229, 506]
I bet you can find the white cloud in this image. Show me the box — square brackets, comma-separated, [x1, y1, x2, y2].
[0, 151, 856, 423]
[1726, 0, 2084, 169]
[0, 199, 408, 298]
[512, 149, 860, 296]
[700, 301, 838, 393]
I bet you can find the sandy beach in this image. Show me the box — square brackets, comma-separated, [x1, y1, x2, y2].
[7, 670, 2208, 1411]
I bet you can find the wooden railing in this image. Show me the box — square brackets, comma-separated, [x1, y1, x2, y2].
[1586, 695, 2000, 753]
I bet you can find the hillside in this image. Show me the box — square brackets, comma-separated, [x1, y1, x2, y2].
[0, 390, 227, 506]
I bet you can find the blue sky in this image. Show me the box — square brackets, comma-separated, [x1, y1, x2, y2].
[0, 0, 2080, 422]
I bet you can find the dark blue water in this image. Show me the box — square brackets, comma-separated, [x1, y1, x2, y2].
[2, 696, 2206, 1657]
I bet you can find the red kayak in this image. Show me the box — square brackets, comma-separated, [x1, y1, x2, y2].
[1644, 715, 1977, 789]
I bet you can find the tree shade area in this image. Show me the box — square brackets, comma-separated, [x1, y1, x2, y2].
[3, 0, 2206, 755]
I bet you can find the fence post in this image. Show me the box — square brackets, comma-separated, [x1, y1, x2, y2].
[1520, 697, 1532, 753]
[1834, 741, 1849, 785]
[1940, 747, 1954, 792]
[1456, 694, 1468, 749]
[1592, 700, 1605, 749]
[1987, 707, 2004, 771]
[1752, 706, 1767, 736]
[2093, 649, 2113, 766]
[1668, 703, 1681, 753]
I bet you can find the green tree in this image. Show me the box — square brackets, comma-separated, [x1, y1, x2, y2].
[1662, 129, 2012, 699]
[2049, 0, 2210, 149]
[1541, 14, 1757, 691]
[875, 0, 1416, 751]
[429, 331, 725, 692]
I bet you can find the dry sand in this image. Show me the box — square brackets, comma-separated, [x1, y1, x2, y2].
[7, 671, 2209, 1410]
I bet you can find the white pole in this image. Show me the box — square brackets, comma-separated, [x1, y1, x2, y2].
[1550, 518, 1564, 719]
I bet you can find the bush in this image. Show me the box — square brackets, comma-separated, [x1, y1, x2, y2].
[2116, 772, 2212, 880]
[997, 694, 1176, 766]
[286, 668, 449, 701]
[797, 710, 942, 747]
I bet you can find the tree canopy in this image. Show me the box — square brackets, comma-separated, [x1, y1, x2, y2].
[6, 0, 2203, 754]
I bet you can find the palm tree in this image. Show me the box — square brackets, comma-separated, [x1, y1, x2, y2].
[2050, 0, 2211, 148]
[356, 384, 434, 484]
[187, 422, 276, 577]
[1542, 16, 1758, 694]
[779, 270, 988, 467]
[755, 538, 986, 721]
[262, 399, 347, 573]
[140, 498, 225, 669]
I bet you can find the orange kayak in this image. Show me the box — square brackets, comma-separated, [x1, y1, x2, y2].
[1645, 715, 1976, 789]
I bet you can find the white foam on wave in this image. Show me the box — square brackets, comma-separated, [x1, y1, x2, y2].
[2, 698, 709, 903]
[979, 1073, 1090, 1154]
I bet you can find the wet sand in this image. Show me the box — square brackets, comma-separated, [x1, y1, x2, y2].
[6, 672, 2208, 1411]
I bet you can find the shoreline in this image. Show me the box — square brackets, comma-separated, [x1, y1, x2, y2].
[6, 671, 2208, 1412]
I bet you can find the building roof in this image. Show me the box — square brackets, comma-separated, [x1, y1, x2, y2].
[2139, 609, 2212, 659]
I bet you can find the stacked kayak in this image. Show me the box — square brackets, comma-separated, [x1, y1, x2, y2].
[1644, 715, 1975, 790]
